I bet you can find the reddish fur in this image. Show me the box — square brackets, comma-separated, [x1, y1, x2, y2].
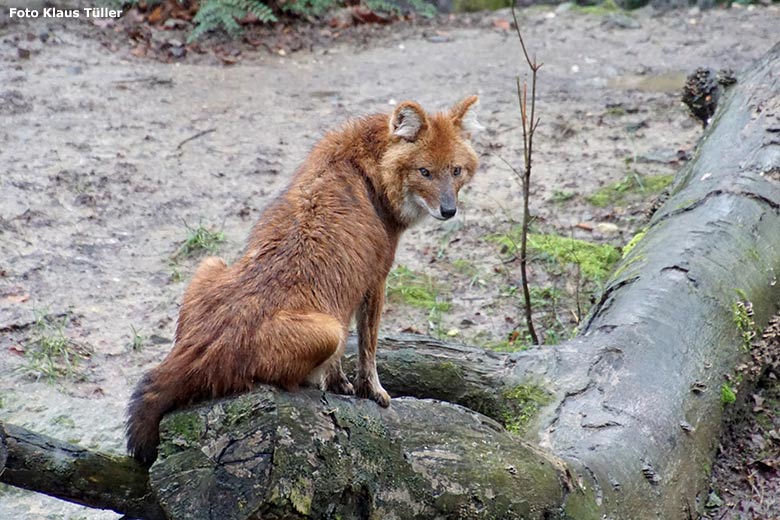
[126, 96, 480, 465]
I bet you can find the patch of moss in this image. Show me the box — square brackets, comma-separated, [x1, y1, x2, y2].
[490, 231, 620, 283]
[529, 233, 621, 283]
[451, 0, 512, 12]
[159, 410, 205, 458]
[224, 397, 260, 427]
[563, 485, 602, 519]
[612, 253, 646, 280]
[732, 299, 756, 352]
[622, 229, 646, 258]
[289, 477, 314, 515]
[573, 0, 620, 15]
[484, 338, 529, 353]
[605, 106, 627, 117]
[501, 384, 552, 434]
[551, 190, 576, 203]
[586, 174, 674, 208]
[721, 383, 737, 405]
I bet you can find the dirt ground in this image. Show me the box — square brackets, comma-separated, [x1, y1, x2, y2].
[1, 4, 779, 518]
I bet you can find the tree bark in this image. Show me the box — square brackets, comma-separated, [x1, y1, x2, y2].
[1, 41, 779, 520]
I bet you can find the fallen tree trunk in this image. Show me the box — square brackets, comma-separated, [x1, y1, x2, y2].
[0, 422, 165, 520]
[2, 41, 779, 520]
[535, 40, 780, 517]
[149, 387, 567, 519]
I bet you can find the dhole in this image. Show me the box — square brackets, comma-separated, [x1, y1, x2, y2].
[126, 96, 481, 465]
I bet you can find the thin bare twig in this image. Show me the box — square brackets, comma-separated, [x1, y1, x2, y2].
[510, 6, 543, 72]
[176, 128, 216, 150]
[494, 153, 525, 190]
[512, 4, 542, 346]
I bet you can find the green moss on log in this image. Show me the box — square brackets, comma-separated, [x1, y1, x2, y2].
[501, 384, 553, 434]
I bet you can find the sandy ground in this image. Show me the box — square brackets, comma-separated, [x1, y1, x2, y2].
[1, 4, 779, 518]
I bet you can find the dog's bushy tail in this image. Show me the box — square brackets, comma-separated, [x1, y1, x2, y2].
[126, 369, 183, 466]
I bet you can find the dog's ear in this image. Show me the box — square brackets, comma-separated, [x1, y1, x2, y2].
[450, 95, 483, 137]
[390, 101, 428, 141]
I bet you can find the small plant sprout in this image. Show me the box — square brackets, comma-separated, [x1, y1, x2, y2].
[511, 4, 543, 345]
[129, 326, 145, 352]
[172, 222, 225, 260]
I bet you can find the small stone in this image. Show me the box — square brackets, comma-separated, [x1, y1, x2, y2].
[427, 34, 452, 43]
[596, 222, 620, 236]
[637, 148, 679, 164]
[679, 420, 695, 433]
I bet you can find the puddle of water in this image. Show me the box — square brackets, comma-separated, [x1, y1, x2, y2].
[608, 72, 687, 93]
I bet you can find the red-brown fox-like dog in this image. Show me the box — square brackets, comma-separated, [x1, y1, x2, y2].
[126, 96, 481, 465]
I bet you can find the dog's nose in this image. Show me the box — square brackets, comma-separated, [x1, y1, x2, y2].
[440, 206, 457, 219]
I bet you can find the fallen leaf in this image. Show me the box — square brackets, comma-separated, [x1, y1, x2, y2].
[1, 293, 29, 305]
[218, 54, 240, 65]
[576, 222, 594, 232]
[147, 5, 165, 24]
[492, 18, 510, 31]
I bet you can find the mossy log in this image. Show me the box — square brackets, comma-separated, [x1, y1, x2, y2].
[150, 387, 567, 519]
[0, 421, 165, 520]
[1, 42, 780, 520]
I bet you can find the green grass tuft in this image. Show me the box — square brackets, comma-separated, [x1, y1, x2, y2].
[128, 325, 145, 352]
[22, 315, 91, 382]
[386, 265, 451, 337]
[172, 223, 225, 260]
[586, 174, 673, 208]
[386, 265, 450, 312]
[732, 299, 756, 351]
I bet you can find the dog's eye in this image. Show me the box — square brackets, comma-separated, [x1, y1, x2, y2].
[419, 167, 431, 178]
[453, 167, 462, 177]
